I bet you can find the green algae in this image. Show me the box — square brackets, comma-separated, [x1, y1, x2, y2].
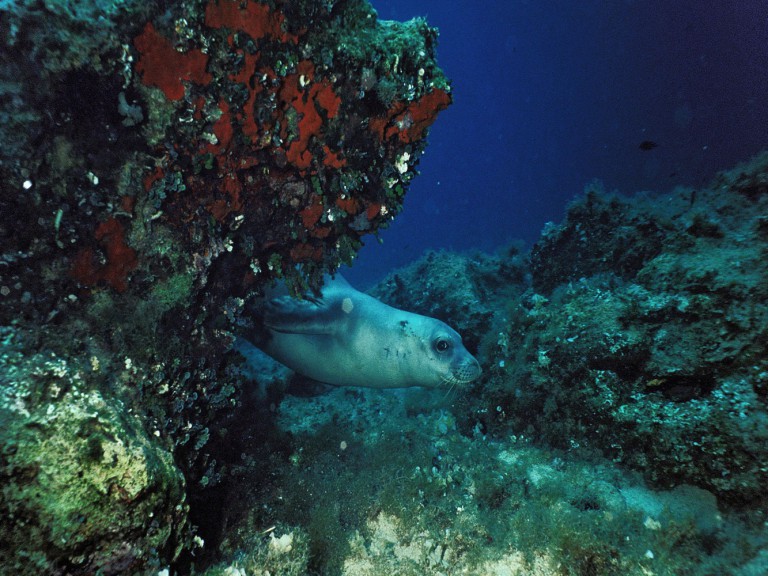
[195, 382, 766, 575]
[0, 334, 188, 574]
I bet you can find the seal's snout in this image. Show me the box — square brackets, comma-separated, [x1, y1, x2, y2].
[451, 356, 482, 385]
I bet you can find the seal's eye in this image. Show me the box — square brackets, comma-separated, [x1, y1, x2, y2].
[435, 338, 451, 353]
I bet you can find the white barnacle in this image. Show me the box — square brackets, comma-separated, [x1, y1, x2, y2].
[395, 152, 410, 174]
[395, 112, 413, 131]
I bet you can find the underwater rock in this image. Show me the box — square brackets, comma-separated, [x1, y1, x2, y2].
[201, 527, 310, 576]
[210, 383, 752, 576]
[128, 0, 451, 292]
[363, 154, 768, 506]
[2, 0, 451, 298]
[0, 337, 187, 575]
[529, 183, 669, 294]
[0, 0, 451, 571]
[479, 154, 768, 504]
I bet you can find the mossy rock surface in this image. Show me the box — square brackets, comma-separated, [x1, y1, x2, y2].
[0, 347, 187, 575]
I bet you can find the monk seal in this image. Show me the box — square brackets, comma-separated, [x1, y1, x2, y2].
[247, 275, 482, 389]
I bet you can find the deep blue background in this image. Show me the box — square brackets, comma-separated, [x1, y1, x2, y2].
[345, 0, 768, 288]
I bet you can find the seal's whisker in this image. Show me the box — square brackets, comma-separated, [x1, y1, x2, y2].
[440, 380, 457, 402]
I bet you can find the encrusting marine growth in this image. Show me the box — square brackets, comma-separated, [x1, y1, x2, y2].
[126, 0, 451, 293]
[0, 0, 452, 573]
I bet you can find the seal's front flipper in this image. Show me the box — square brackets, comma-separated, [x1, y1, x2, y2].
[264, 295, 343, 335]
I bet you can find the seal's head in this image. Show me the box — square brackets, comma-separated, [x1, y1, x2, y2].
[419, 320, 482, 388]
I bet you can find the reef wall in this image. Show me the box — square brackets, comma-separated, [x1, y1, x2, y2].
[0, 0, 450, 573]
[472, 153, 768, 505]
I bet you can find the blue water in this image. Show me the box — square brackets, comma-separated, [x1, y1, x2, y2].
[345, 0, 768, 287]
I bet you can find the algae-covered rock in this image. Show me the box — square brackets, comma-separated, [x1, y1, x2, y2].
[529, 183, 670, 294]
[201, 382, 759, 576]
[126, 0, 451, 293]
[0, 0, 453, 570]
[476, 154, 768, 504]
[0, 333, 187, 575]
[201, 528, 310, 576]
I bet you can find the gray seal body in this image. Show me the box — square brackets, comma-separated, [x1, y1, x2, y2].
[253, 275, 482, 389]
